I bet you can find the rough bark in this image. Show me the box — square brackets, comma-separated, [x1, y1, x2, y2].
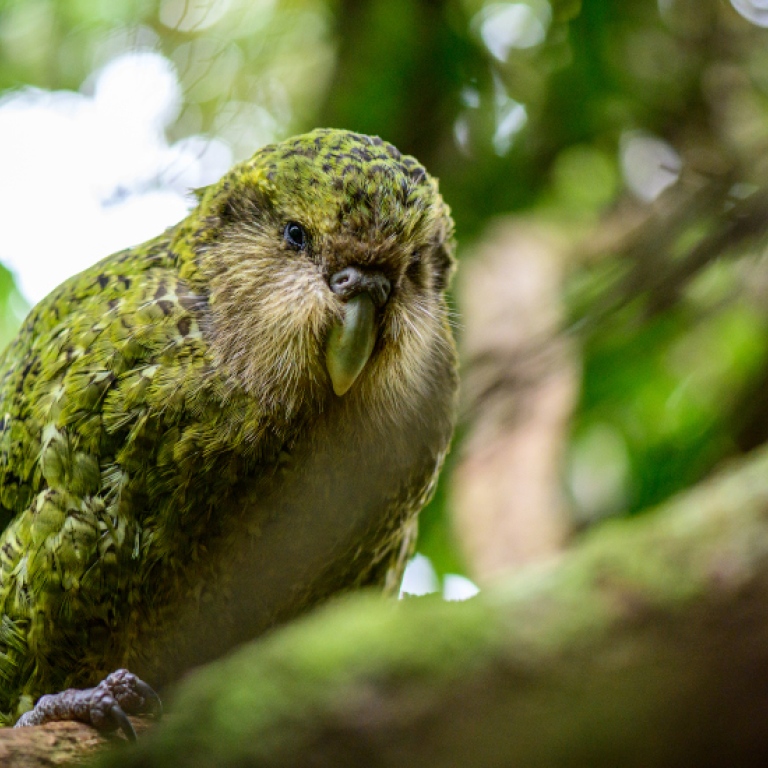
[0, 717, 151, 767]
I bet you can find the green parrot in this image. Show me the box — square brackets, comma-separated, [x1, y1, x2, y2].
[0, 129, 457, 736]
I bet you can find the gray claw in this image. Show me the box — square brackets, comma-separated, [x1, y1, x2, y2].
[13, 668, 161, 739]
[133, 678, 163, 718]
[109, 702, 137, 742]
[104, 669, 163, 719]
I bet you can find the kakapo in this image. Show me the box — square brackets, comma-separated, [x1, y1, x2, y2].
[0, 129, 457, 736]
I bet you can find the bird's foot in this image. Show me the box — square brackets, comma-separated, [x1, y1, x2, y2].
[14, 669, 162, 741]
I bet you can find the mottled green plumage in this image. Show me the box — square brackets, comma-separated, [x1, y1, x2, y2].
[0, 129, 457, 724]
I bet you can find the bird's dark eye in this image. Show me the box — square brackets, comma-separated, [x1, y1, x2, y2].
[284, 221, 308, 250]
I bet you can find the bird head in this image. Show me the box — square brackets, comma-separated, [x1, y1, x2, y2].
[174, 129, 456, 423]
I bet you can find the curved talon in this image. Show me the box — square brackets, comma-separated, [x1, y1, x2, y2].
[103, 669, 163, 720]
[133, 678, 163, 719]
[109, 702, 137, 742]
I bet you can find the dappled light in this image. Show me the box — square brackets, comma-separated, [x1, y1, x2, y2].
[0, 51, 229, 303]
[3, 2, 768, 762]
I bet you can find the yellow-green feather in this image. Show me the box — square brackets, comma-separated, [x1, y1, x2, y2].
[0, 129, 457, 723]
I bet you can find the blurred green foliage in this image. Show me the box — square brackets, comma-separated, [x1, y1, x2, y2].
[3, 0, 768, 579]
[0, 263, 27, 353]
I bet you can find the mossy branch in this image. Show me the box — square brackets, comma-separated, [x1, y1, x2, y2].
[93, 445, 768, 767]
[3, 445, 768, 766]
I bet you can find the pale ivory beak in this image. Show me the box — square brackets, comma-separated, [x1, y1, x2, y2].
[325, 293, 376, 396]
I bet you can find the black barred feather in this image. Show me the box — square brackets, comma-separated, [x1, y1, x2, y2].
[0, 129, 457, 723]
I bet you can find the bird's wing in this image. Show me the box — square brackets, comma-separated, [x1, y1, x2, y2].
[0, 233, 205, 534]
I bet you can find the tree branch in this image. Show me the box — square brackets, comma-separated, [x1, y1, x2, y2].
[91, 445, 768, 767]
[0, 718, 150, 767]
